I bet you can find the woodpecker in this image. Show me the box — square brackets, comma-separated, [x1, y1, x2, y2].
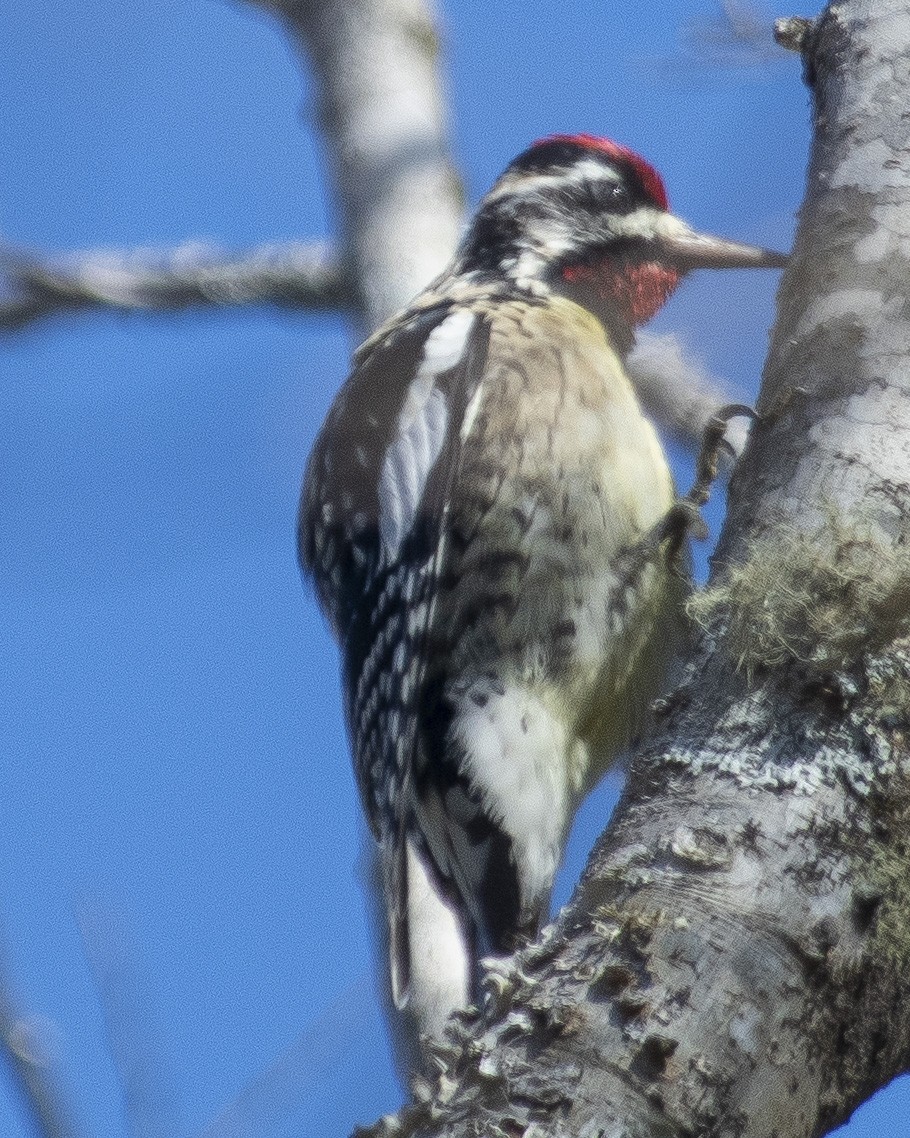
[300, 134, 784, 1069]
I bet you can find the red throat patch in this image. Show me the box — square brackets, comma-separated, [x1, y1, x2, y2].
[562, 260, 681, 327]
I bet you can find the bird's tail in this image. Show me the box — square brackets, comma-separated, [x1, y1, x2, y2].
[379, 836, 473, 1074]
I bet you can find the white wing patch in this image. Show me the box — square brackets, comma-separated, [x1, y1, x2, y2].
[379, 309, 476, 562]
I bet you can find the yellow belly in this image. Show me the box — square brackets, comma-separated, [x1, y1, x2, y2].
[436, 297, 684, 798]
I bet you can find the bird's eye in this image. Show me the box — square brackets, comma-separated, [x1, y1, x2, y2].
[574, 178, 631, 213]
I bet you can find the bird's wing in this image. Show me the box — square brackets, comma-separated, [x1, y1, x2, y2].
[299, 302, 493, 1006]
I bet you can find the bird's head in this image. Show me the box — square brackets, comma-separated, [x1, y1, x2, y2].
[459, 134, 786, 330]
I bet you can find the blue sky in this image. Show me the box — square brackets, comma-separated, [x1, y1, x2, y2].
[0, 3, 905, 1137]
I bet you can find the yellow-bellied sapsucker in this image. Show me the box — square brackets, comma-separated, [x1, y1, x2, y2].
[300, 135, 784, 1069]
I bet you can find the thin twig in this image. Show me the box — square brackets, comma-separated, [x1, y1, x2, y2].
[638, 0, 788, 71]
[77, 903, 176, 1138]
[195, 973, 375, 1138]
[0, 241, 349, 331]
[0, 948, 82, 1138]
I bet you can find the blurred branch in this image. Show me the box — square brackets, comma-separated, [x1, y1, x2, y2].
[246, 0, 465, 334]
[629, 331, 750, 459]
[0, 252, 747, 474]
[0, 241, 349, 332]
[686, 0, 784, 61]
[196, 973, 375, 1138]
[0, 954, 81, 1138]
[77, 904, 176, 1138]
[0, 237, 745, 461]
[641, 0, 788, 70]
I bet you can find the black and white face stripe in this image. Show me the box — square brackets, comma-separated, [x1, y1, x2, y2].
[483, 156, 634, 211]
[506, 135, 670, 208]
[457, 144, 669, 284]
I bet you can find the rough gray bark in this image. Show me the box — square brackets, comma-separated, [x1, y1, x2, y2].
[359, 5, 910, 1137]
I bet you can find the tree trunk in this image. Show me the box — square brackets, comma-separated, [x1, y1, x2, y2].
[367, 4, 910, 1135]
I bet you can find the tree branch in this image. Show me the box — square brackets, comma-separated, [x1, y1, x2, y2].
[0, 242, 348, 331]
[0, 956, 81, 1138]
[247, 0, 464, 335]
[0, 236, 745, 465]
[627, 332, 752, 459]
[77, 904, 176, 1138]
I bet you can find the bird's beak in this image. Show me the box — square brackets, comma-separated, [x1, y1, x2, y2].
[654, 213, 788, 271]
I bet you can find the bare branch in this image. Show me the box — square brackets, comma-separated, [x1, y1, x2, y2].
[195, 974, 374, 1138]
[640, 0, 789, 71]
[0, 234, 742, 463]
[77, 904, 176, 1138]
[0, 241, 349, 332]
[0, 951, 81, 1138]
[248, 0, 465, 334]
[684, 0, 787, 64]
[628, 331, 751, 459]
[0, 239, 745, 460]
